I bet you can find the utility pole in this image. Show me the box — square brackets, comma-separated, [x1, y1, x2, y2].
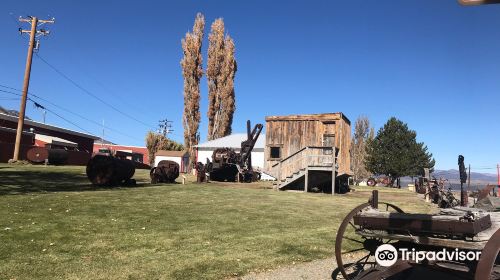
[158, 119, 174, 138]
[497, 164, 500, 197]
[101, 119, 105, 147]
[12, 16, 54, 161]
[467, 164, 471, 194]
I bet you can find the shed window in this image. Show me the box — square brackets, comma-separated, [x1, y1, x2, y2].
[270, 147, 281, 159]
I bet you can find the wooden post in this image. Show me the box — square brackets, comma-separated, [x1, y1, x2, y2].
[304, 168, 309, 193]
[278, 161, 282, 188]
[331, 150, 336, 195]
[371, 190, 379, 209]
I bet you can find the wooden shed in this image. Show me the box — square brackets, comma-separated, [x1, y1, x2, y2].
[265, 113, 351, 193]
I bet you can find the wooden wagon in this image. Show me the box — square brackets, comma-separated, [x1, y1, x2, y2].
[334, 191, 500, 280]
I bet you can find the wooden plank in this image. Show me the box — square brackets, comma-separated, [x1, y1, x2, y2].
[265, 113, 343, 121]
[356, 208, 500, 243]
[358, 230, 487, 250]
[354, 212, 491, 236]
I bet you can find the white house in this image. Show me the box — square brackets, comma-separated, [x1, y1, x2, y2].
[194, 134, 265, 169]
[154, 150, 189, 173]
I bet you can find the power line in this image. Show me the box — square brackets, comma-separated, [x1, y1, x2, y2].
[34, 53, 156, 130]
[0, 87, 92, 134]
[31, 101, 93, 135]
[0, 84, 144, 142]
[0, 88, 22, 96]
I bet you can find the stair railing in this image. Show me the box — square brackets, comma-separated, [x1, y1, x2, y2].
[271, 146, 334, 182]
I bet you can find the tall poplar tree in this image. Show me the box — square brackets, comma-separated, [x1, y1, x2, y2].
[207, 18, 237, 140]
[181, 13, 204, 168]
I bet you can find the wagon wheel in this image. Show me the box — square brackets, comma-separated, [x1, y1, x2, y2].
[475, 228, 500, 280]
[335, 202, 404, 280]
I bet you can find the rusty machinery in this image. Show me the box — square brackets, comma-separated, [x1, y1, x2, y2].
[86, 154, 136, 186]
[27, 146, 68, 165]
[334, 190, 499, 280]
[195, 162, 206, 183]
[150, 160, 179, 184]
[205, 120, 263, 183]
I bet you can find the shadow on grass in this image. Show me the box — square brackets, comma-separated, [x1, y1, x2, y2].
[0, 169, 153, 195]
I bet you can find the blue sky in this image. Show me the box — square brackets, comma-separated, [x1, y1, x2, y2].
[0, 0, 499, 171]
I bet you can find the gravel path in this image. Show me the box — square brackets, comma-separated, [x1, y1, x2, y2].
[235, 258, 341, 280]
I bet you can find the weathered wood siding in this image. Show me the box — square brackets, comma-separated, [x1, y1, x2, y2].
[264, 113, 351, 176]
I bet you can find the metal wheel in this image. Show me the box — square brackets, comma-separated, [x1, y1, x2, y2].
[475, 228, 500, 280]
[335, 202, 404, 279]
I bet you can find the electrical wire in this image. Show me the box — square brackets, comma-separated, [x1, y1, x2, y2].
[0, 85, 144, 142]
[30, 101, 93, 134]
[34, 53, 157, 130]
[0, 88, 22, 96]
[0, 88, 92, 134]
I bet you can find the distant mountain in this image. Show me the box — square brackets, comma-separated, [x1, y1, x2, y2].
[0, 106, 31, 120]
[433, 169, 497, 184]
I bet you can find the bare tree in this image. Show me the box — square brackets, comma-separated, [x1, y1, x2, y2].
[181, 13, 204, 169]
[207, 18, 237, 140]
[351, 116, 372, 184]
[219, 36, 236, 136]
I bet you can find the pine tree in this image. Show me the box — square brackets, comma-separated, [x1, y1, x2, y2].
[207, 18, 237, 140]
[181, 13, 204, 169]
[365, 117, 435, 185]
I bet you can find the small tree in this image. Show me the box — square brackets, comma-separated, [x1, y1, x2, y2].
[145, 131, 184, 166]
[351, 116, 372, 183]
[365, 117, 435, 185]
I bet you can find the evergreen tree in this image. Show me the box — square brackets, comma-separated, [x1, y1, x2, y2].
[365, 117, 435, 185]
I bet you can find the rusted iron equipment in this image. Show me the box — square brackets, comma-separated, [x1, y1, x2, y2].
[86, 155, 135, 186]
[477, 184, 499, 201]
[206, 120, 263, 183]
[459, 155, 469, 206]
[195, 162, 206, 183]
[150, 160, 179, 183]
[27, 147, 68, 165]
[334, 190, 500, 280]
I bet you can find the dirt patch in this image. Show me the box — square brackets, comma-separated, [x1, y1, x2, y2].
[233, 258, 337, 280]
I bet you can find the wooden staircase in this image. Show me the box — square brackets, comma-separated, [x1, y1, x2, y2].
[270, 146, 337, 191]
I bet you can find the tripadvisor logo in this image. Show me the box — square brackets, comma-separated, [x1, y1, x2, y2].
[375, 244, 481, 267]
[375, 244, 398, 267]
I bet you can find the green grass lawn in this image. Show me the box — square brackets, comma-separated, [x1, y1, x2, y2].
[0, 164, 434, 279]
